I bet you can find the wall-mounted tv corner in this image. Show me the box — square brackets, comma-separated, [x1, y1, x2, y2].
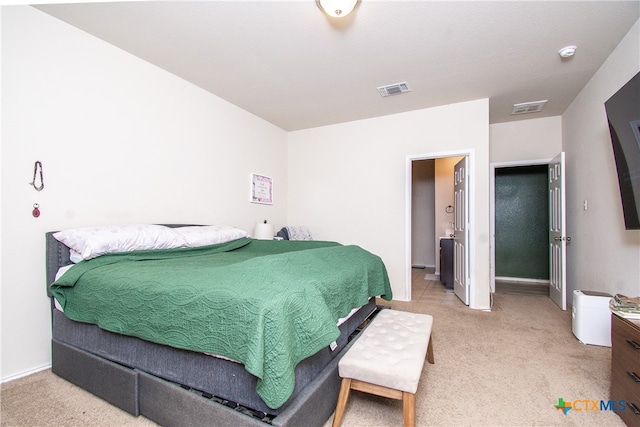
[605, 71, 640, 230]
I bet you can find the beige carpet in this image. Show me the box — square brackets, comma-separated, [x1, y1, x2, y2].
[1, 286, 626, 426]
[0, 369, 154, 427]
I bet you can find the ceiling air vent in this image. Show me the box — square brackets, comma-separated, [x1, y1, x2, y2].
[377, 81, 411, 97]
[511, 100, 547, 115]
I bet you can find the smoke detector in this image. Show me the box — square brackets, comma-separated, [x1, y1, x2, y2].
[377, 82, 411, 97]
[558, 45, 577, 58]
[511, 100, 547, 115]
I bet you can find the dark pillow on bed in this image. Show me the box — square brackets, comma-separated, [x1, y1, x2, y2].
[276, 227, 290, 240]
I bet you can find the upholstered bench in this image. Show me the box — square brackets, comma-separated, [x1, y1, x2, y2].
[332, 309, 434, 427]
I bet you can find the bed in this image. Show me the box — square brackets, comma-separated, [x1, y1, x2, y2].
[46, 224, 392, 426]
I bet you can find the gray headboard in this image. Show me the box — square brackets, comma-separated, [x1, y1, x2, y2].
[45, 231, 72, 296]
[45, 224, 201, 297]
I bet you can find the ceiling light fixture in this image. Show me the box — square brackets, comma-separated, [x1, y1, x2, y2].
[558, 45, 577, 58]
[316, 0, 361, 18]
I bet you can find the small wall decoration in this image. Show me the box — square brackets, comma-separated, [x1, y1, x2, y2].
[251, 173, 273, 205]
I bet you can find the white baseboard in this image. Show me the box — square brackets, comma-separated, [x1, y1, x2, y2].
[495, 276, 549, 285]
[1, 363, 51, 384]
[411, 264, 436, 269]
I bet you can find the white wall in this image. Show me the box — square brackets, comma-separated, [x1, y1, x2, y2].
[1, 6, 288, 380]
[490, 116, 562, 164]
[287, 100, 491, 308]
[411, 159, 435, 268]
[562, 19, 640, 298]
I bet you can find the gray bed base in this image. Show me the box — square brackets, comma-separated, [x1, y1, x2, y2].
[46, 228, 379, 426]
[51, 331, 365, 427]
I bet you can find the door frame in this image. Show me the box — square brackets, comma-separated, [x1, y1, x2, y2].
[489, 157, 553, 293]
[406, 149, 475, 306]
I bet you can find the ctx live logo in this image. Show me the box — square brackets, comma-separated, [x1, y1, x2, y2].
[555, 397, 627, 415]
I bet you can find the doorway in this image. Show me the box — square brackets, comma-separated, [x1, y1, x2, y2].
[411, 159, 436, 271]
[489, 154, 567, 310]
[406, 150, 472, 305]
[494, 165, 549, 293]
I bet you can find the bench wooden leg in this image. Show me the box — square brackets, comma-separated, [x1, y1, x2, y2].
[403, 391, 415, 427]
[427, 336, 434, 364]
[332, 378, 352, 427]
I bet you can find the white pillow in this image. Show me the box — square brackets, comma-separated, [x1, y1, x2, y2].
[173, 225, 250, 247]
[54, 224, 179, 260]
[54, 224, 250, 261]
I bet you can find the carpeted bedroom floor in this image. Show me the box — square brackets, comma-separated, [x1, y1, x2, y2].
[1, 270, 625, 426]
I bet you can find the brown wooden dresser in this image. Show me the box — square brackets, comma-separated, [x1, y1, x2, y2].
[611, 313, 640, 426]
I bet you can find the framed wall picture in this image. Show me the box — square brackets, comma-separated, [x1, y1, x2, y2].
[251, 173, 273, 204]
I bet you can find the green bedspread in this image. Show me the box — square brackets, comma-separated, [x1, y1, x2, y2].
[50, 238, 392, 409]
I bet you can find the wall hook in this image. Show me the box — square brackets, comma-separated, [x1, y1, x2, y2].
[29, 161, 44, 192]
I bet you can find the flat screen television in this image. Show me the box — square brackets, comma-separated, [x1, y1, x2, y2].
[604, 71, 640, 230]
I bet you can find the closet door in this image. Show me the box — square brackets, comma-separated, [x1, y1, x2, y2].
[549, 152, 567, 310]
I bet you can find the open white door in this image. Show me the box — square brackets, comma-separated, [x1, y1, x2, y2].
[549, 152, 567, 310]
[454, 157, 469, 305]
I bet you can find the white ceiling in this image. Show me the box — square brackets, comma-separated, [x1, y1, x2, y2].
[34, 1, 640, 131]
